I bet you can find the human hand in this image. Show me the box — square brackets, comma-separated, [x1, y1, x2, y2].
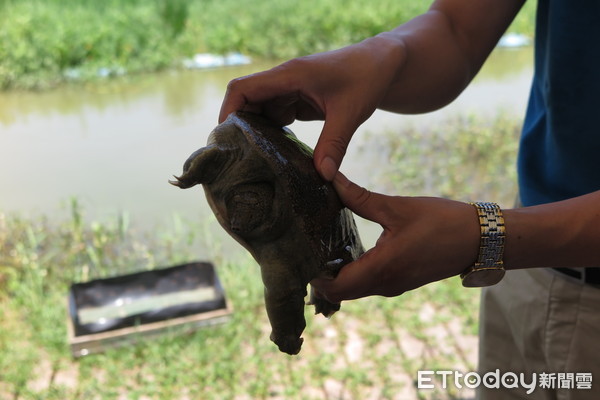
[311, 173, 481, 303]
[219, 36, 406, 181]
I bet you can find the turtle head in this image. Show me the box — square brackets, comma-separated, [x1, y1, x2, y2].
[169, 144, 232, 189]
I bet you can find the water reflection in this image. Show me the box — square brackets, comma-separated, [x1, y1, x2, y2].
[0, 62, 272, 126]
[0, 47, 533, 252]
[0, 48, 532, 127]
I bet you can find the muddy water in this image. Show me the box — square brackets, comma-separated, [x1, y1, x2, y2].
[0, 47, 533, 254]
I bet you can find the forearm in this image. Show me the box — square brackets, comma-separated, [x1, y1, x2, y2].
[372, 0, 524, 114]
[503, 191, 600, 270]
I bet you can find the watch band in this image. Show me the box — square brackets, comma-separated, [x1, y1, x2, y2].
[460, 202, 506, 287]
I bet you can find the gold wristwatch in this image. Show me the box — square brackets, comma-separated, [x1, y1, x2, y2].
[460, 202, 506, 288]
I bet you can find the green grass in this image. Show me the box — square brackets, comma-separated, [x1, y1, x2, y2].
[0, 0, 536, 90]
[367, 111, 521, 208]
[0, 204, 480, 399]
[0, 112, 523, 399]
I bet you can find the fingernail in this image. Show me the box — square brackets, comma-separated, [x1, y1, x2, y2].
[320, 157, 337, 181]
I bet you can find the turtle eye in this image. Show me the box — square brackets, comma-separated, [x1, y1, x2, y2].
[227, 183, 274, 235]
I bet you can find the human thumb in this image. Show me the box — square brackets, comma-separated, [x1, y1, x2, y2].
[332, 172, 383, 223]
[313, 115, 358, 181]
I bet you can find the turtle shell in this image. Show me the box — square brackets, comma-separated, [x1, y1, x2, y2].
[171, 111, 364, 354]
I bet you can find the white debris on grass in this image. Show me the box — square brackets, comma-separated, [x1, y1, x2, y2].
[182, 52, 252, 69]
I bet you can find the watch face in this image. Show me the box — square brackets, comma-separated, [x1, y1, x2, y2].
[461, 267, 506, 288]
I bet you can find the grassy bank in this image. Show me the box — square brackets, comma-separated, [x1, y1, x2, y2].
[0, 0, 535, 90]
[0, 205, 480, 400]
[370, 111, 521, 208]
[0, 112, 522, 399]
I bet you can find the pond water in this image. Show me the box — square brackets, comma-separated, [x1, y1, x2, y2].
[0, 47, 533, 253]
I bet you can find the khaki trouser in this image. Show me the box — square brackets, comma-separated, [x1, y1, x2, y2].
[477, 268, 600, 399]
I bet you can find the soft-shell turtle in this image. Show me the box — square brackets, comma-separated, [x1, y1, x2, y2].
[170, 111, 364, 355]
